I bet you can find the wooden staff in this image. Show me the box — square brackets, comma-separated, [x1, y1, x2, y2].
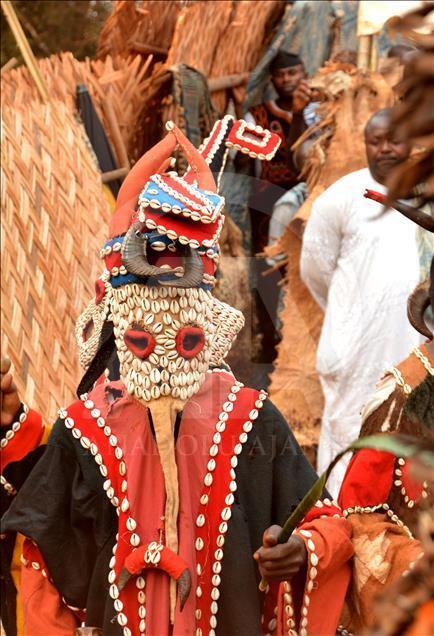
[1, 0, 50, 103]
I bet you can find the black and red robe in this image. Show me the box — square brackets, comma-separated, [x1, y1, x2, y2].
[2, 370, 352, 635]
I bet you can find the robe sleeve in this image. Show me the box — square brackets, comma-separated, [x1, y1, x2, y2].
[280, 516, 353, 635]
[300, 184, 343, 310]
[1, 404, 45, 482]
[20, 539, 79, 635]
[1, 419, 114, 612]
[1, 405, 47, 635]
[258, 402, 353, 636]
[274, 474, 353, 635]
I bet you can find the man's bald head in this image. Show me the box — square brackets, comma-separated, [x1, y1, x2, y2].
[364, 108, 393, 138]
[364, 108, 410, 184]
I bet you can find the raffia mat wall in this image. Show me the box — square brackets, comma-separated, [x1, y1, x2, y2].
[1, 98, 111, 423]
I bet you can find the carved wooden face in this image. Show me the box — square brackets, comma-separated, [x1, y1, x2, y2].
[111, 284, 215, 402]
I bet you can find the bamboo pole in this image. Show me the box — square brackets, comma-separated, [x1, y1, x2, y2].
[208, 72, 249, 93]
[370, 39, 378, 72]
[101, 167, 129, 183]
[1, 0, 50, 103]
[101, 98, 130, 170]
[357, 34, 371, 69]
[129, 41, 169, 57]
[1, 57, 18, 74]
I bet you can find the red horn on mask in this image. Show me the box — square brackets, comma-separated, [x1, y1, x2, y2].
[166, 121, 217, 193]
[109, 134, 177, 237]
[109, 123, 217, 238]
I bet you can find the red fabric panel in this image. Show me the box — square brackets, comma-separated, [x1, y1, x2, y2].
[277, 516, 353, 636]
[402, 460, 424, 503]
[302, 501, 342, 525]
[124, 545, 188, 581]
[338, 450, 396, 510]
[142, 207, 221, 245]
[21, 542, 79, 636]
[1, 409, 44, 471]
[104, 251, 122, 272]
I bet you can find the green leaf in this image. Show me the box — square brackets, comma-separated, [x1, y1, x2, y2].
[258, 432, 434, 590]
[277, 433, 434, 544]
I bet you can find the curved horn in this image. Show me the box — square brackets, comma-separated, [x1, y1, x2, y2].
[407, 279, 432, 339]
[110, 134, 178, 237]
[159, 246, 204, 288]
[121, 223, 178, 278]
[165, 121, 217, 193]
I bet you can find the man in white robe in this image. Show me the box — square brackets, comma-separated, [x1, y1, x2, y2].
[300, 108, 432, 496]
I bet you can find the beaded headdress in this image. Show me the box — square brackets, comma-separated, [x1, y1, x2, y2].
[76, 116, 280, 392]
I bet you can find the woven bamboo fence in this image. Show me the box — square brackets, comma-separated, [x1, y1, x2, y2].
[266, 66, 395, 454]
[1, 51, 155, 162]
[1, 97, 111, 422]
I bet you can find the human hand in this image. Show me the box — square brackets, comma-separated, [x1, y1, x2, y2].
[1, 357, 21, 426]
[292, 79, 313, 114]
[253, 525, 307, 581]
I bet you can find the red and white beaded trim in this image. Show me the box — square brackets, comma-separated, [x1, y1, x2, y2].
[276, 527, 319, 636]
[281, 580, 296, 636]
[394, 457, 428, 508]
[20, 553, 48, 578]
[59, 396, 144, 635]
[226, 121, 277, 160]
[107, 264, 129, 277]
[401, 550, 423, 578]
[313, 497, 343, 519]
[235, 121, 271, 148]
[297, 529, 318, 636]
[194, 384, 267, 635]
[136, 209, 224, 249]
[0, 475, 17, 496]
[1, 404, 30, 496]
[21, 542, 87, 620]
[198, 115, 233, 163]
[194, 115, 233, 191]
[194, 379, 243, 634]
[0, 403, 29, 450]
[268, 498, 343, 636]
[100, 241, 123, 259]
[343, 503, 413, 538]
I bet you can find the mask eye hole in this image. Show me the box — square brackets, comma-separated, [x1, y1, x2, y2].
[176, 326, 205, 359]
[82, 319, 94, 342]
[124, 325, 156, 359]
